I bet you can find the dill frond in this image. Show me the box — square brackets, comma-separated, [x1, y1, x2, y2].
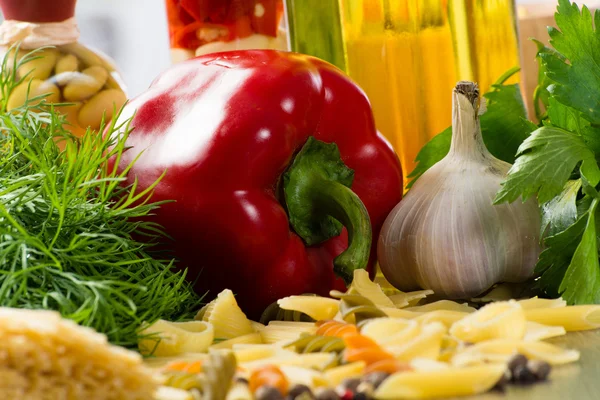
[0, 46, 201, 347]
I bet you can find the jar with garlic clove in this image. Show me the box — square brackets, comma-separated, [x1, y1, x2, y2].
[0, 0, 127, 138]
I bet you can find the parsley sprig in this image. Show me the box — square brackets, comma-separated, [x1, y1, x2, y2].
[495, 0, 600, 304]
[409, 0, 600, 305]
[0, 46, 201, 347]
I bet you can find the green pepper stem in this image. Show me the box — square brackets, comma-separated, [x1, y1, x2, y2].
[307, 174, 372, 284]
[283, 137, 372, 286]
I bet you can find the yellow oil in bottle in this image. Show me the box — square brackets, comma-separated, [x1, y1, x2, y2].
[339, 0, 520, 186]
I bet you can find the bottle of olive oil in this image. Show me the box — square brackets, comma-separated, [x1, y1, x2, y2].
[286, 0, 521, 187]
[284, 0, 347, 71]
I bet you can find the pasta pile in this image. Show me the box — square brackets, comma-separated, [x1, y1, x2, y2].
[143, 270, 600, 400]
[0, 307, 158, 400]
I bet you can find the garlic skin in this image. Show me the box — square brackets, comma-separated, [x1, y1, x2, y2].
[378, 81, 541, 299]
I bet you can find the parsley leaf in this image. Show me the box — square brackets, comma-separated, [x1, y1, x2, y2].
[542, 0, 600, 124]
[406, 126, 450, 188]
[535, 212, 587, 297]
[408, 81, 534, 187]
[544, 86, 600, 161]
[494, 126, 600, 203]
[482, 84, 538, 163]
[498, 0, 600, 305]
[545, 97, 588, 133]
[532, 39, 565, 120]
[559, 198, 600, 303]
[541, 179, 581, 237]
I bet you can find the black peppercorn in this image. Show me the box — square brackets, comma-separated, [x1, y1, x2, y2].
[287, 384, 315, 400]
[362, 372, 390, 389]
[315, 388, 341, 400]
[256, 385, 285, 400]
[512, 364, 537, 384]
[527, 359, 552, 381]
[507, 353, 528, 374]
[337, 378, 361, 393]
[351, 381, 375, 400]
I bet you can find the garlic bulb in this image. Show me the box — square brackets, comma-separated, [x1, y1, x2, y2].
[378, 81, 541, 298]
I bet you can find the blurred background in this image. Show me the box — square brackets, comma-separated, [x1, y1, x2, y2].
[68, 0, 597, 186]
[75, 0, 171, 97]
[2, 0, 598, 183]
[65, 0, 580, 99]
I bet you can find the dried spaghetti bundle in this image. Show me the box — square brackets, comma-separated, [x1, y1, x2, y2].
[0, 308, 159, 400]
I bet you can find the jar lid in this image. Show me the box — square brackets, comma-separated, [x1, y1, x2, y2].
[0, 0, 77, 23]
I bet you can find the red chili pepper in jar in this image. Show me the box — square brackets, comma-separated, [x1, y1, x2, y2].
[165, 0, 284, 54]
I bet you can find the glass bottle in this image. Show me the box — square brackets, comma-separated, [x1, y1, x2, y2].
[285, 0, 521, 187]
[0, 0, 127, 138]
[164, 0, 288, 64]
[342, 0, 520, 185]
[284, 0, 346, 71]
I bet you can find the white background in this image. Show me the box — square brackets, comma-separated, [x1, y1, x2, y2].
[76, 0, 171, 98]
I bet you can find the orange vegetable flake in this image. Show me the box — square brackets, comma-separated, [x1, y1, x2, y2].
[343, 333, 395, 365]
[164, 360, 203, 374]
[316, 320, 359, 338]
[364, 358, 412, 375]
[249, 365, 289, 394]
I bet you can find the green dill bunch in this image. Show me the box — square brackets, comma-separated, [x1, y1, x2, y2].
[0, 46, 201, 347]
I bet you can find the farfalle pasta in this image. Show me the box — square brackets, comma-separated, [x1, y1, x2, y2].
[196, 289, 255, 339]
[524, 305, 600, 331]
[361, 318, 446, 361]
[260, 321, 317, 344]
[209, 333, 263, 350]
[523, 321, 566, 342]
[451, 339, 580, 367]
[406, 300, 476, 313]
[518, 296, 567, 310]
[277, 296, 340, 321]
[139, 320, 214, 357]
[449, 300, 527, 342]
[414, 310, 470, 328]
[374, 364, 507, 399]
[348, 269, 396, 307]
[144, 271, 598, 400]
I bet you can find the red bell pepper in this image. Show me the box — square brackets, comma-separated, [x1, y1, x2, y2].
[113, 51, 403, 318]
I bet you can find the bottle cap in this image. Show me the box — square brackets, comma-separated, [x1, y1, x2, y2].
[0, 0, 77, 23]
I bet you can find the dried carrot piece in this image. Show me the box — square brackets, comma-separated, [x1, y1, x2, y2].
[164, 360, 203, 374]
[343, 333, 381, 349]
[344, 334, 395, 365]
[249, 365, 289, 394]
[364, 358, 411, 375]
[316, 320, 359, 338]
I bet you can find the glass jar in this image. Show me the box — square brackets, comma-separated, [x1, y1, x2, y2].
[165, 0, 288, 63]
[0, 0, 127, 137]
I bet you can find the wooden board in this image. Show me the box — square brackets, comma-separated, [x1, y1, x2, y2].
[456, 330, 600, 400]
